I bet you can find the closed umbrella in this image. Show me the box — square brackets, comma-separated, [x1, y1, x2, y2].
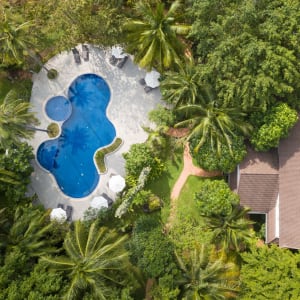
[90, 196, 108, 209]
[109, 175, 126, 193]
[145, 70, 160, 88]
[50, 208, 67, 222]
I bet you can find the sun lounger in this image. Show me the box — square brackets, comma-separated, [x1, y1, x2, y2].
[66, 205, 73, 222]
[109, 55, 118, 65]
[144, 86, 153, 93]
[117, 56, 128, 68]
[139, 78, 146, 85]
[82, 44, 89, 61]
[72, 48, 81, 64]
[101, 193, 114, 207]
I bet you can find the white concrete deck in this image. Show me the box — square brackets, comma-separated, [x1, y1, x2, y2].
[29, 45, 163, 219]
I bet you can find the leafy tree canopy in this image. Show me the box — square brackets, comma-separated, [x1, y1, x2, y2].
[240, 245, 300, 299]
[0, 142, 34, 210]
[250, 102, 298, 151]
[190, 0, 300, 111]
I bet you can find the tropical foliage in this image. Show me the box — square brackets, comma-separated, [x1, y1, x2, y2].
[160, 59, 200, 107]
[175, 245, 239, 299]
[175, 85, 252, 154]
[42, 221, 131, 300]
[250, 102, 298, 151]
[189, 0, 300, 112]
[124, 0, 190, 71]
[123, 143, 165, 182]
[0, 89, 39, 148]
[195, 179, 240, 217]
[240, 245, 300, 299]
[190, 135, 247, 173]
[203, 205, 254, 252]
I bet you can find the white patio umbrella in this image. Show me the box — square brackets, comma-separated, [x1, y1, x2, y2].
[111, 46, 126, 59]
[90, 196, 108, 209]
[109, 175, 126, 193]
[145, 70, 160, 88]
[50, 208, 67, 222]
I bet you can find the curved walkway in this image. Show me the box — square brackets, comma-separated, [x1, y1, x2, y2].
[166, 143, 221, 231]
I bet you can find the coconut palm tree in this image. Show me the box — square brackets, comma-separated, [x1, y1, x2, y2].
[42, 221, 129, 300]
[175, 85, 252, 154]
[160, 58, 200, 107]
[0, 89, 39, 148]
[204, 205, 254, 252]
[175, 244, 239, 299]
[5, 206, 56, 257]
[124, 0, 190, 71]
[0, 11, 33, 66]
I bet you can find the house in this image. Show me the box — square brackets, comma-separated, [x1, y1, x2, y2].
[229, 120, 300, 249]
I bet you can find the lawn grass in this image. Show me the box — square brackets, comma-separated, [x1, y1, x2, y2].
[146, 149, 184, 222]
[176, 175, 205, 221]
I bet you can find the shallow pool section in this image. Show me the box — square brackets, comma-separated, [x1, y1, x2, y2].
[45, 96, 72, 121]
[37, 74, 116, 198]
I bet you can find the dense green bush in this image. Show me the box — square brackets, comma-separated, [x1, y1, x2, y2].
[190, 135, 247, 173]
[0, 142, 34, 209]
[129, 215, 177, 279]
[250, 103, 298, 151]
[123, 143, 165, 182]
[148, 104, 175, 126]
[195, 179, 240, 217]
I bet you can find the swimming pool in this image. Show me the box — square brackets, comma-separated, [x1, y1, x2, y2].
[37, 74, 116, 198]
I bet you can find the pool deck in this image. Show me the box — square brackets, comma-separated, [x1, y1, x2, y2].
[29, 45, 163, 220]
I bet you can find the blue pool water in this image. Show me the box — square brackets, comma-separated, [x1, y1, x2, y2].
[45, 96, 72, 121]
[37, 74, 116, 198]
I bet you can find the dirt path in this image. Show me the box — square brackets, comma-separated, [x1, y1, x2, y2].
[165, 143, 221, 231]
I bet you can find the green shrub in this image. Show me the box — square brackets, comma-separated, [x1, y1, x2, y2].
[47, 123, 59, 138]
[195, 179, 240, 217]
[95, 137, 122, 173]
[190, 135, 247, 173]
[123, 143, 165, 182]
[250, 103, 298, 151]
[47, 69, 58, 80]
[128, 216, 177, 278]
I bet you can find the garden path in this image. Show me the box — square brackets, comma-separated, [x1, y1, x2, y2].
[165, 143, 221, 231]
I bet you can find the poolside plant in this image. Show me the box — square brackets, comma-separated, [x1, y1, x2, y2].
[47, 69, 58, 80]
[115, 167, 151, 218]
[95, 137, 122, 173]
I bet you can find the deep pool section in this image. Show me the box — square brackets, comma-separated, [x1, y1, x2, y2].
[37, 74, 116, 198]
[45, 96, 72, 121]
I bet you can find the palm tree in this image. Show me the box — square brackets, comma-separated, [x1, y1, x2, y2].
[175, 244, 239, 299]
[0, 11, 33, 66]
[0, 168, 20, 184]
[42, 221, 129, 300]
[160, 58, 200, 107]
[5, 207, 56, 257]
[0, 89, 39, 148]
[204, 205, 254, 252]
[124, 0, 190, 71]
[175, 85, 252, 154]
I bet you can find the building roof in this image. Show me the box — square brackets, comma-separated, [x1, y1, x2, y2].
[278, 118, 300, 249]
[233, 117, 300, 249]
[238, 146, 279, 213]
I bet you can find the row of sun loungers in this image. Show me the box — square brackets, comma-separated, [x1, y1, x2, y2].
[72, 44, 89, 64]
[109, 55, 128, 68]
